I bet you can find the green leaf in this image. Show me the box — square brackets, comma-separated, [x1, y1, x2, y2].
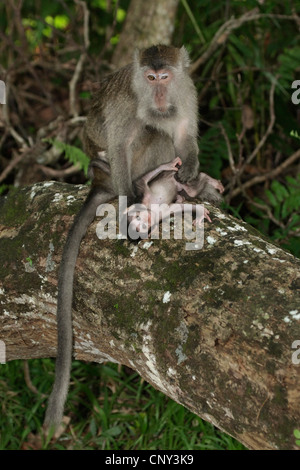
[270, 180, 289, 202]
[290, 130, 300, 140]
[209, 95, 219, 110]
[105, 425, 122, 437]
[294, 429, 300, 439]
[89, 418, 97, 437]
[265, 189, 277, 207]
[44, 139, 90, 176]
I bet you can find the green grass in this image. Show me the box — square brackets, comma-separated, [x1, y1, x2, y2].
[0, 360, 246, 450]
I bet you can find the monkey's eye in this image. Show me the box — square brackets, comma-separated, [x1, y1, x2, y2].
[147, 74, 156, 81]
[159, 73, 169, 80]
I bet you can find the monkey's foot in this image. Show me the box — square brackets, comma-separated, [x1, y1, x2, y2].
[208, 177, 224, 194]
[193, 208, 212, 226]
[172, 156, 182, 167]
[175, 194, 185, 203]
[161, 157, 182, 172]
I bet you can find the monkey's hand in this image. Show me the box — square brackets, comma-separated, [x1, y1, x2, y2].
[175, 194, 185, 203]
[176, 157, 200, 183]
[171, 156, 182, 168]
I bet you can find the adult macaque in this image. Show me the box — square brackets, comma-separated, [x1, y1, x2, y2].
[44, 45, 205, 432]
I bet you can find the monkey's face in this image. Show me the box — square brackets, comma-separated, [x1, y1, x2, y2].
[129, 210, 150, 234]
[143, 68, 176, 116]
[126, 205, 152, 239]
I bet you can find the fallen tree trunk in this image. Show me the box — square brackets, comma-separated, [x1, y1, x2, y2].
[0, 181, 300, 450]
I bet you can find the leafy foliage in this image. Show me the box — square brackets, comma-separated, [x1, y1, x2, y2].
[246, 175, 300, 256]
[0, 360, 246, 450]
[177, 1, 299, 256]
[294, 429, 300, 448]
[45, 139, 90, 176]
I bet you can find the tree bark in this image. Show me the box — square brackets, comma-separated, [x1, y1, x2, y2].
[112, 0, 179, 68]
[0, 182, 300, 450]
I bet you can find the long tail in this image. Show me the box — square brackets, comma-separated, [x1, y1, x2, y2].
[44, 188, 113, 431]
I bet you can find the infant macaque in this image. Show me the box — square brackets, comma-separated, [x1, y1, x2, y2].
[89, 155, 224, 238]
[127, 157, 224, 236]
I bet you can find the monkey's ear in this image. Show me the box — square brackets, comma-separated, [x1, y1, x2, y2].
[180, 46, 190, 70]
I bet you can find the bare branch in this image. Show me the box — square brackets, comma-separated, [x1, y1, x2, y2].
[230, 148, 300, 199]
[37, 162, 81, 178]
[0, 149, 23, 183]
[242, 79, 276, 168]
[69, 0, 90, 117]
